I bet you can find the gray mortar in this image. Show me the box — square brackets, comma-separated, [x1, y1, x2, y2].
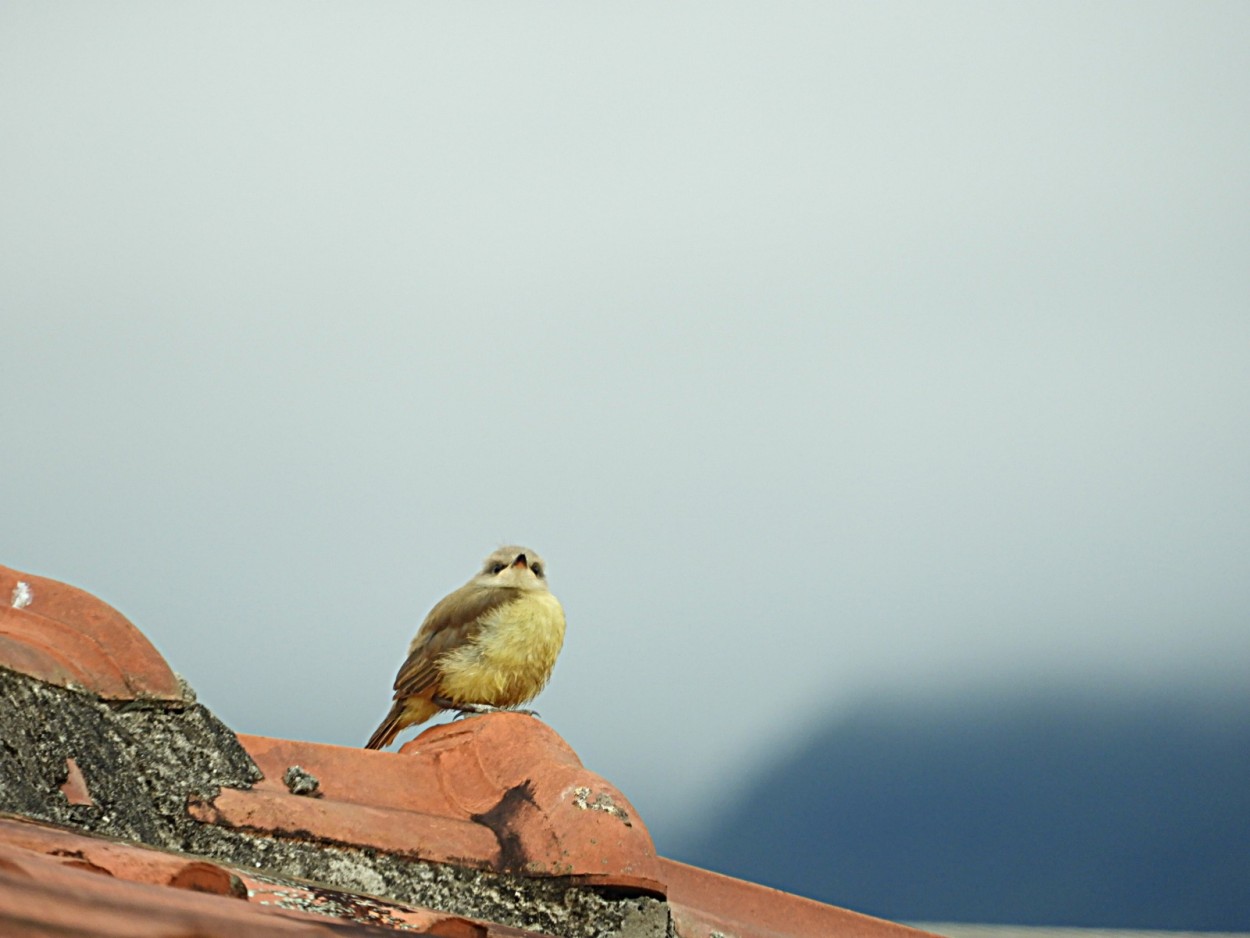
[0, 666, 260, 844]
[183, 824, 671, 938]
[0, 667, 672, 937]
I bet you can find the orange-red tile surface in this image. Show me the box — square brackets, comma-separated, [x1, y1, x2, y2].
[58, 756, 94, 806]
[0, 816, 537, 937]
[204, 715, 664, 894]
[0, 564, 181, 701]
[661, 858, 940, 938]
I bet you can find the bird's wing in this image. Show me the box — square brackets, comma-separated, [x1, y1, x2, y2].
[392, 585, 521, 698]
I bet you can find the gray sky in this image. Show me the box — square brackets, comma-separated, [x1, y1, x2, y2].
[3, 3, 1248, 848]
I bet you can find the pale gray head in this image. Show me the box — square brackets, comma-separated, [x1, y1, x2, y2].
[473, 545, 549, 591]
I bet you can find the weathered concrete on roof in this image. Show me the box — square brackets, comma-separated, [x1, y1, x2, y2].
[0, 665, 260, 845]
[0, 666, 668, 937]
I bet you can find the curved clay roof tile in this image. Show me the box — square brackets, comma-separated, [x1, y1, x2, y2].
[0, 565, 182, 702]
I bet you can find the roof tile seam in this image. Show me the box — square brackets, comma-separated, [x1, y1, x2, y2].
[0, 820, 540, 935]
[187, 796, 500, 874]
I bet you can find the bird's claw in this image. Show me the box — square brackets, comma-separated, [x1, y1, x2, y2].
[434, 696, 541, 721]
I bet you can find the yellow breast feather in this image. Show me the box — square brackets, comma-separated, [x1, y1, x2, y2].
[438, 590, 566, 707]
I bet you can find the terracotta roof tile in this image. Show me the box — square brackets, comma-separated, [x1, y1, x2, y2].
[0, 816, 539, 936]
[662, 857, 939, 938]
[188, 719, 663, 892]
[0, 564, 181, 701]
[0, 562, 939, 937]
[58, 756, 94, 806]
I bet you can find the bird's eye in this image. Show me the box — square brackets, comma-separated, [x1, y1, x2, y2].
[531, 563, 544, 578]
[490, 562, 506, 574]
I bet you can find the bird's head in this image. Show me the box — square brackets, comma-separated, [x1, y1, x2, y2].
[475, 545, 549, 591]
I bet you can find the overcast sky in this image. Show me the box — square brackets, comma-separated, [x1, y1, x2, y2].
[2, 3, 1248, 848]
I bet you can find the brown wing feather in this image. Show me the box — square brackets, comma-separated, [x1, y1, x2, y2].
[391, 584, 521, 699]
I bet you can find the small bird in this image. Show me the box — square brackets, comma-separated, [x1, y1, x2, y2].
[364, 545, 566, 750]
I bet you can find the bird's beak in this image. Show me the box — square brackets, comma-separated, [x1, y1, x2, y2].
[511, 554, 528, 569]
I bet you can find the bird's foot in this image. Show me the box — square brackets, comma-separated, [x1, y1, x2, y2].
[434, 697, 541, 720]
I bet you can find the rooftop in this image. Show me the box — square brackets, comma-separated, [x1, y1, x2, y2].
[0, 561, 935, 937]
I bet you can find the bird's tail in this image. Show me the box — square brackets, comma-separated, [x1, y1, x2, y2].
[364, 702, 404, 750]
[364, 696, 441, 750]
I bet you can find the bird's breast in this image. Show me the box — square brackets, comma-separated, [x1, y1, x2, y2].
[437, 591, 566, 706]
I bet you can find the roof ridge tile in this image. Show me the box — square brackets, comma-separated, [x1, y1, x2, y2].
[0, 565, 181, 701]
